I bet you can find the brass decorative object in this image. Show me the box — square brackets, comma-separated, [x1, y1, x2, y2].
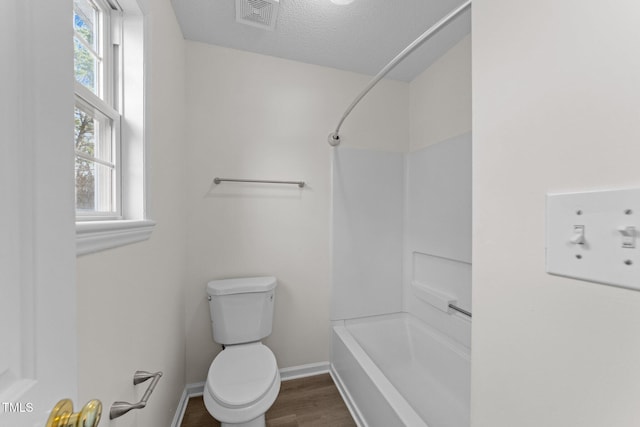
[46, 399, 102, 427]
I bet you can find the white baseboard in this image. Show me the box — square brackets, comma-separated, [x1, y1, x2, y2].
[279, 361, 330, 381]
[170, 362, 330, 427]
[184, 381, 206, 397]
[170, 387, 189, 427]
[170, 381, 205, 427]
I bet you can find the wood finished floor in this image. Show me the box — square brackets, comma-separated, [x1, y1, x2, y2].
[180, 374, 356, 427]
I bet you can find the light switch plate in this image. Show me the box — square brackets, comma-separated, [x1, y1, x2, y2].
[546, 188, 640, 291]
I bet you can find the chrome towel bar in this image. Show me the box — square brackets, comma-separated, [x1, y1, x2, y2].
[213, 177, 305, 188]
[449, 303, 472, 318]
[109, 371, 163, 420]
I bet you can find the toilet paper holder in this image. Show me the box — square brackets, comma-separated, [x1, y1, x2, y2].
[110, 370, 163, 419]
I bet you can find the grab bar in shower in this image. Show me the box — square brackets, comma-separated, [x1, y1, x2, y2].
[110, 371, 163, 419]
[448, 303, 472, 318]
[412, 281, 472, 318]
[213, 177, 305, 188]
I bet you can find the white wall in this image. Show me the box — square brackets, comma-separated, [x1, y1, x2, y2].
[184, 41, 409, 382]
[473, 2, 640, 426]
[410, 35, 471, 151]
[76, 1, 188, 425]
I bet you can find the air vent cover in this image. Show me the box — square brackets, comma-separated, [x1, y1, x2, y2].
[235, 0, 280, 31]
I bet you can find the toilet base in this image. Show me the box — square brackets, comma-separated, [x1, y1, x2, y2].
[221, 414, 264, 427]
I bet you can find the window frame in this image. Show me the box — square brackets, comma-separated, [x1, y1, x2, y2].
[74, 0, 155, 256]
[74, 85, 122, 220]
[74, 0, 121, 220]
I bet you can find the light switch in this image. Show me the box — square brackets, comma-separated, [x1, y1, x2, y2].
[570, 225, 585, 245]
[546, 188, 640, 291]
[618, 226, 636, 249]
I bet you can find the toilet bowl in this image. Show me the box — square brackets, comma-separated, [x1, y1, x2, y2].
[204, 277, 281, 426]
[203, 343, 280, 427]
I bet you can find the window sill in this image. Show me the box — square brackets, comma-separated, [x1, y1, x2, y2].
[76, 219, 156, 256]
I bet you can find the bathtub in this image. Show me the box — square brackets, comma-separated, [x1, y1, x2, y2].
[330, 313, 470, 427]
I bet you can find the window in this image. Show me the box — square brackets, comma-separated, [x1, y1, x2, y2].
[74, 0, 120, 219]
[73, 0, 155, 255]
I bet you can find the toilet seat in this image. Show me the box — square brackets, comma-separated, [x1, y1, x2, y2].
[203, 342, 281, 425]
[207, 343, 278, 408]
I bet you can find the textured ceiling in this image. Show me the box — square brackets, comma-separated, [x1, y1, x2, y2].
[171, 0, 471, 82]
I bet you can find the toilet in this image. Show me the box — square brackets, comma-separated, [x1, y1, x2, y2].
[203, 276, 281, 427]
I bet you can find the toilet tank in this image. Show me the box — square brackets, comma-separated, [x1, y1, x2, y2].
[207, 276, 277, 345]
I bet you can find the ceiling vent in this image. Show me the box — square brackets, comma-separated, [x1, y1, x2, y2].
[235, 0, 280, 31]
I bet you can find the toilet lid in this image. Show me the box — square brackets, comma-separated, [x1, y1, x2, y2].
[208, 344, 278, 408]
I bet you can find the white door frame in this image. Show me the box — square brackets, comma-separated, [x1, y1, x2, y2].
[1, 0, 77, 424]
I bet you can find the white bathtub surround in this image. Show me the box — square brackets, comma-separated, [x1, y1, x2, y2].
[331, 148, 405, 320]
[329, 38, 472, 423]
[331, 133, 472, 329]
[330, 133, 472, 426]
[405, 135, 472, 263]
[404, 133, 472, 348]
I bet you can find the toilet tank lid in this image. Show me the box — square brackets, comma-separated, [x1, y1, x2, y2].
[207, 276, 277, 296]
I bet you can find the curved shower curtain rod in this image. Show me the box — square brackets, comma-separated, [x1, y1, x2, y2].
[327, 0, 472, 147]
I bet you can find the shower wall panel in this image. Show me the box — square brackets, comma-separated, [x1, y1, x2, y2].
[404, 133, 472, 348]
[331, 148, 404, 320]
